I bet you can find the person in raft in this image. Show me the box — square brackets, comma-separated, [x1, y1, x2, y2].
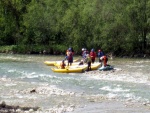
[64, 49, 69, 60]
[84, 54, 92, 71]
[82, 48, 87, 59]
[78, 59, 84, 65]
[60, 60, 66, 69]
[70, 47, 74, 55]
[97, 49, 104, 63]
[67, 48, 73, 66]
[100, 55, 108, 67]
[89, 48, 96, 64]
[64, 47, 74, 61]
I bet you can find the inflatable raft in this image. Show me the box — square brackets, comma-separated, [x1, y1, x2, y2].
[91, 63, 101, 70]
[99, 65, 114, 71]
[44, 59, 79, 66]
[54, 62, 101, 71]
[44, 61, 56, 66]
[51, 65, 88, 73]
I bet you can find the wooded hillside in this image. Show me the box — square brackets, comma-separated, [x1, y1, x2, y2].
[0, 0, 150, 56]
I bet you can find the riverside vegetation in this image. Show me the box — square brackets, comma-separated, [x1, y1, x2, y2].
[0, 0, 150, 57]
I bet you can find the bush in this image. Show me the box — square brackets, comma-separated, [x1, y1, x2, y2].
[0, 45, 16, 53]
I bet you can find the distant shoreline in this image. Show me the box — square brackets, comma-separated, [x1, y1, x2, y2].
[0, 52, 150, 59]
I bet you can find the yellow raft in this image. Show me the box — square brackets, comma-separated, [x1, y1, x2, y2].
[54, 62, 101, 70]
[51, 65, 88, 73]
[91, 63, 101, 70]
[44, 59, 79, 66]
[44, 61, 56, 66]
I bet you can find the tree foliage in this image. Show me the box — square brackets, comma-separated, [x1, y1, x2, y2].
[0, 0, 150, 55]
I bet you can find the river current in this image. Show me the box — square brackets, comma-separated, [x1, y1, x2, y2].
[0, 53, 150, 112]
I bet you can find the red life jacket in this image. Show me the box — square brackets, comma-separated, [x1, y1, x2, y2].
[68, 52, 73, 61]
[103, 56, 107, 66]
[90, 52, 96, 60]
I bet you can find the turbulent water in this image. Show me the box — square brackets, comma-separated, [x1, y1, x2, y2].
[0, 53, 150, 112]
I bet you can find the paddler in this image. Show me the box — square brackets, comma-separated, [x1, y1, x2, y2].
[84, 54, 92, 71]
[60, 60, 66, 69]
[90, 48, 96, 64]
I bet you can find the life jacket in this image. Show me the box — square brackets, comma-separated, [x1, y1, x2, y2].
[90, 52, 96, 60]
[102, 56, 107, 66]
[86, 56, 92, 63]
[60, 62, 66, 69]
[98, 51, 104, 57]
[68, 51, 73, 61]
[82, 51, 86, 58]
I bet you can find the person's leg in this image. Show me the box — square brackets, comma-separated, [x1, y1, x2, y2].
[68, 61, 69, 66]
[93, 59, 95, 63]
[99, 57, 101, 62]
[89, 62, 91, 71]
[87, 62, 91, 71]
[92, 59, 94, 64]
[87, 62, 90, 71]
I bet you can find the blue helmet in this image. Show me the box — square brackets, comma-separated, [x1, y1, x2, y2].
[91, 48, 94, 52]
[68, 48, 71, 51]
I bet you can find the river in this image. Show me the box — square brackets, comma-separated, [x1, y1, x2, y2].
[0, 53, 150, 113]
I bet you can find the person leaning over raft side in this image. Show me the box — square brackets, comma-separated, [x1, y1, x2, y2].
[84, 54, 92, 71]
[60, 60, 66, 69]
[90, 48, 96, 64]
[100, 55, 108, 67]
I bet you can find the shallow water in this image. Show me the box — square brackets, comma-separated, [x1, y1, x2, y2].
[0, 53, 150, 112]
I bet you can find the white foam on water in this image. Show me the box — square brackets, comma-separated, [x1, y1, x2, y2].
[123, 93, 134, 99]
[35, 85, 75, 96]
[126, 65, 145, 68]
[1, 67, 14, 73]
[135, 60, 150, 63]
[4, 83, 17, 87]
[106, 93, 118, 99]
[15, 94, 38, 100]
[0, 77, 12, 82]
[121, 93, 150, 104]
[15, 94, 23, 99]
[22, 72, 38, 78]
[40, 104, 75, 113]
[1, 95, 14, 99]
[8, 69, 16, 73]
[89, 86, 94, 89]
[100, 86, 130, 92]
[18, 71, 54, 80]
[87, 72, 149, 84]
[3, 68, 31, 78]
[0, 55, 32, 62]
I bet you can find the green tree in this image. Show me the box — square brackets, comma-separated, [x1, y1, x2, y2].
[126, 0, 150, 53]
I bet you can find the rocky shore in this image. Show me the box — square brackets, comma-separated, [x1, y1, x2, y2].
[0, 101, 39, 113]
